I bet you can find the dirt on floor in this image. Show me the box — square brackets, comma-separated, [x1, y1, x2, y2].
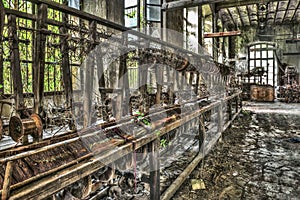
[173, 102, 300, 200]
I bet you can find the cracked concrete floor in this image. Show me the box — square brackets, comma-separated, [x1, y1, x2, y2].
[173, 102, 300, 200]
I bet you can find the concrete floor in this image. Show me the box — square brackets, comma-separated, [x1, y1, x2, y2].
[173, 101, 300, 200]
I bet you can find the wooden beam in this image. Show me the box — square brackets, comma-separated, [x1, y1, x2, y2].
[0, 0, 4, 95]
[161, 153, 204, 200]
[198, 5, 203, 46]
[204, 30, 241, 38]
[211, 3, 218, 61]
[0, 0, 4, 34]
[162, 0, 224, 11]
[283, 52, 300, 55]
[156, 65, 163, 105]
[8, 15, 24, 109]
[122, 35, 130, 116]
[60, 13, 74, 128]
[116, 46, 127, 121]
[33, 4, 47, 114]
[149, 139, 160, 200]
[83, 20, 97, 127]
[1, 161, 14, 200]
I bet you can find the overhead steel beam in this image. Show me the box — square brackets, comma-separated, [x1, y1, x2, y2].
[162, 0, 224, 11]
[216, 0, 288, 11]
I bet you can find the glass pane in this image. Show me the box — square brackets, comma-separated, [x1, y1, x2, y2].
[262, 60, 267, 68]
[125, 8, 138, 27]
[147, 5, 161, 21]
[256, 51, 261, 58]
[147, 0, 161, 5]
[68, 0, 80, 9]
[250, 51, 254, 58]
[261, 51, 267, 58]
[125, 0, 138, 8]
[268, 51, 273, 57]
[250, 60, 255, 67]
[256, 60, 261, 67]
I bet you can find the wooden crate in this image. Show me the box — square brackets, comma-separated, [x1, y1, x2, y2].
[250, 85, 274, 102]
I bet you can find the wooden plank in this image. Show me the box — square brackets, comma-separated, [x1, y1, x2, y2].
[161, 153, 204, 200]
[13, 159, 34, 183]
[8, 143, 134, 200]
[2, 161, 14, 200]
[33, 4, 48, 114]
[9, 154, 91, 192]
[204, 31, 241, 38]
[8, 15, 24, 109]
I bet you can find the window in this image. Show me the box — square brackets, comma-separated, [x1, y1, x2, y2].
[125, 0, 139, 28]
[68, 0, 80, 10]
[247, 43, 277, 86]
[146, 0, 161, 22]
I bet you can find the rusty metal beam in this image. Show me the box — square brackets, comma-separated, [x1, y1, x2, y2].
[204, 30, 241, 38]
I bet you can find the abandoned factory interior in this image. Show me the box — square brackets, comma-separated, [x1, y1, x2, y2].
[0, 0, 300, 199]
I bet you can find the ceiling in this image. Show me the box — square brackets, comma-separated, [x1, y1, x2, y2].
[216, 0, 300, 30]
[163, 0, 300, 30]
